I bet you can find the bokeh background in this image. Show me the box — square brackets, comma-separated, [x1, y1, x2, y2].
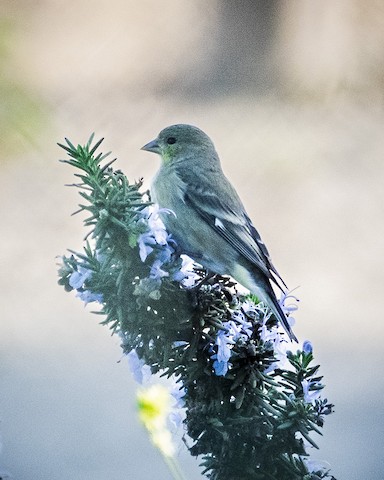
[1, 1, 384, 479]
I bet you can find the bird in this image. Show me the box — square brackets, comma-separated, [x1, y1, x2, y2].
[141, 124, 297, 342]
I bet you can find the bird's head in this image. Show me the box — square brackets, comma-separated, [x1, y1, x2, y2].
[141, 124, 215, 164]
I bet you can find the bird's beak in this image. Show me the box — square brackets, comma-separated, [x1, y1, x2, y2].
[141, 138, 160, 154]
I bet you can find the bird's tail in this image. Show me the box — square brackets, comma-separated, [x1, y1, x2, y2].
[231, 263, 298, 342]
[261, 288, 298, 343]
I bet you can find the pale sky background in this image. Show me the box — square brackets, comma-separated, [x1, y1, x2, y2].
[1, 1, 384, 479]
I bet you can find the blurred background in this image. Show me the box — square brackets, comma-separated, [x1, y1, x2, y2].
[1, 1, 384, 479]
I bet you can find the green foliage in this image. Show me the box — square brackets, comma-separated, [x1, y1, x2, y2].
[58, 136, 335, 480]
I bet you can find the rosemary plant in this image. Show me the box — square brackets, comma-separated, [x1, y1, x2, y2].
[58, 135, 335, 480]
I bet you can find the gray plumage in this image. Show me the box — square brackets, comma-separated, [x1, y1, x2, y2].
[142, 124, 297, 342]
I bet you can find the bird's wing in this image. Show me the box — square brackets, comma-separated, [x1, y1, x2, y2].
[179, 170, 286, 290]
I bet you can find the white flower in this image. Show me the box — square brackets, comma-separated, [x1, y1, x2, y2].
[147, 204, 175, 245]
[173, 254, 199, 287]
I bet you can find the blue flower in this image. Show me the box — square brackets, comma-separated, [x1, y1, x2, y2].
[76, 290, 103, 305]
[138, 232, 157, 262]
[69, 266, 92, 289]
[216, 330, 234, 362]
[138, 205, 202, 291]
[156, 244, 174, 264]
[302, 340, 313, 354]
[127, 349, 152, 384]
[69, 265, 103, 305]
[230, 311, 253, 339]
[150, 259, 169, 280]
[278, 289, 299, 335]
[137, 205, 174, 263]
[257, 304, 279, 344]
[212, 359, 229, 376]
[211, 324, 236, 376]
[241, 299, 260, 320]
[279, 289, 300, 315]
[302, 378, 323, 404]
[137, 205, 188, 288]
[266, 339, 291, 373]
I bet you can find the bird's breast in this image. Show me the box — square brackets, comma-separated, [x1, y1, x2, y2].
[151, 167, 186, 212]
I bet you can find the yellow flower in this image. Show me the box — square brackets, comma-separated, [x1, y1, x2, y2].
[137, 384, 175, 457]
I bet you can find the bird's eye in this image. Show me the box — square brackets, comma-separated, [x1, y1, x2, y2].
[166, 137, 177, 145]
